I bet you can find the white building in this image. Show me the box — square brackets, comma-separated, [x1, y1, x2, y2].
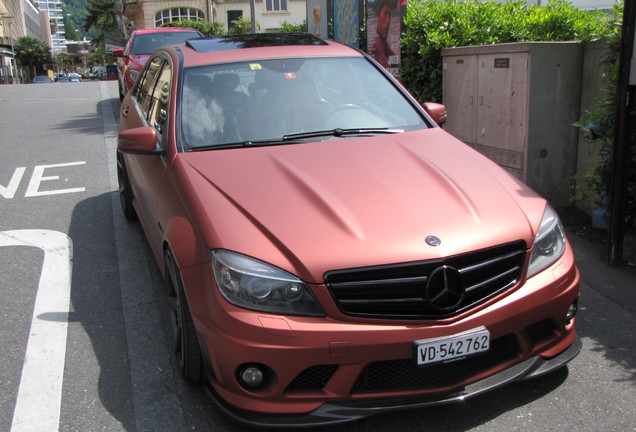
[121, 0, 308, 37]
[35, 0, 65, 52]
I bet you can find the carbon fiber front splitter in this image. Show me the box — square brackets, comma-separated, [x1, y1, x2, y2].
[207, 336, 582, 428]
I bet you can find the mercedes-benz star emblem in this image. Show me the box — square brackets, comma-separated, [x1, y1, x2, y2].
[425, 265, 465, 312]
[425, 236, 441, 246]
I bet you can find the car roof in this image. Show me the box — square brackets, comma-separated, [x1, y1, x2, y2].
[174, 34, 363, 67]
[132, 27, 200, 36]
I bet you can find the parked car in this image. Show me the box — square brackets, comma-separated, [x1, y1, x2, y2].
[32, 75, 52, 84]
[117, 34, 581, 427]
[56, 76, 70, 83]
[68, 73, 81, 82]
[113, 27, 202, 100]
[88, 66, 107, 80]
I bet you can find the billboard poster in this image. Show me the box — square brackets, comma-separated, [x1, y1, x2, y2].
[367, 0, 402, 78]
[333, 0, 360, 48]
[307, 0, 329, 39]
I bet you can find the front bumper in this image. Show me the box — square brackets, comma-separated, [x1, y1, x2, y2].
[208, 336, 581, 428]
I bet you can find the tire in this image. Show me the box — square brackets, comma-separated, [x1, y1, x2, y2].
[165, 249, 202, 382]
[116, 155, 137, 220]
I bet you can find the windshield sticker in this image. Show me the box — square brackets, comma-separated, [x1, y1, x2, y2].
[284, 72, 297, 79]
[249, 63, 262, 70]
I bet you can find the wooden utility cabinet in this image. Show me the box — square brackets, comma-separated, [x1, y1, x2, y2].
[442, 42, 583, 207]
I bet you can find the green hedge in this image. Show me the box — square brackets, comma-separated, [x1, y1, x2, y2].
[160, 19, 224, 36]
[401, 0, 614, 103]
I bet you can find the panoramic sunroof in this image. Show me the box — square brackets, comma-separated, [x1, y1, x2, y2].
[186, 33, 328, 53]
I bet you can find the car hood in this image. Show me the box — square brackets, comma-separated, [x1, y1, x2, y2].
[129, 54, 150, 70]
[177, 128, 546, 282]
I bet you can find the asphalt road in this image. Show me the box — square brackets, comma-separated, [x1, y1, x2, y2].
[0, 80, 634, 432]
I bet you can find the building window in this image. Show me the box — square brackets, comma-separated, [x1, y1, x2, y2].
[155, 8, 205, 27]
[227, 10, 243, 29]
[265, 0, 287, 12]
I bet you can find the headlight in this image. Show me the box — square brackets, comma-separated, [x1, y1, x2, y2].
[527, 205, 567, 277]
[211, 250, 325, 317]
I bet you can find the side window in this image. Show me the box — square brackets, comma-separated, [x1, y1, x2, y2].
[147, 61, 172, 145]
[135, 56, 163, 116]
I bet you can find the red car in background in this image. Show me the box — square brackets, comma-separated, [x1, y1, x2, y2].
[113, 27, 201, 100]
[117, 34, 581, 427]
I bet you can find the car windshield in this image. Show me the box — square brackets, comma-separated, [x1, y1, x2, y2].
[180, 57, 428, 151]
[132, 32, 200, 55]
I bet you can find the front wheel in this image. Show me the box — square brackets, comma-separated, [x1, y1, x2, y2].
[118, 80, 125, 101]
[116, 156, 136, 220]
[165, 249, 202, 382]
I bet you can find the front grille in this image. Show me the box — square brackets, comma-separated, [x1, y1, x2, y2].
[325, 241, 526, 319]
[352, 334, 519, 393]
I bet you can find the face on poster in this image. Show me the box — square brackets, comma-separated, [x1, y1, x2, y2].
[367, 0, 401, 76]
[307, 0, 328, 39]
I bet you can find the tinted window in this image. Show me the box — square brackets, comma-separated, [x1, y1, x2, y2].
[180, 57, 427, 150]
[136, 56, 163, 115]
[148, 62, 172, 144]
[131, 32, 201, 55]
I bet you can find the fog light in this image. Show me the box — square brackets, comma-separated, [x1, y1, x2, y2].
[238, 364, 266, 389]
[566, 301, 578, 322]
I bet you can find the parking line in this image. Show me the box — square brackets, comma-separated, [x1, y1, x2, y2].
[1, 230, 72, 432]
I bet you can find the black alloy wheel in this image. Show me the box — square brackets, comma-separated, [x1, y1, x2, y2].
[116, 155, 137, 220]
[165, 249, 202, 382]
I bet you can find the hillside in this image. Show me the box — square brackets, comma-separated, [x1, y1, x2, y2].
[63, 0, 92, 39]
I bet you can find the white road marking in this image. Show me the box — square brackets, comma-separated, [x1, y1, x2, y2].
[1, 230, 72, 432]
[0, 167, 26, 199]
[25, 161, 86, 197]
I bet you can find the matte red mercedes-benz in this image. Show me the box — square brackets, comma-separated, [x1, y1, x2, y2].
[117, 34, 580, 427]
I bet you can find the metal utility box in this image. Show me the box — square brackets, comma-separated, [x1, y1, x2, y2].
[442, 42, 583, 207]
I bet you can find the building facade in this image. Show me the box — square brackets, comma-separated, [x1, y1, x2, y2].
[35, 0, 64, 52]
[1, 0, 44, 83]
[121, 0, 307, 37]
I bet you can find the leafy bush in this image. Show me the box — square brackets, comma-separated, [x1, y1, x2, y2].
[571, 2, 634, 225]
[278, 21, 308, 33]
[161, 19, 224, 36]
[401, 0, 612, 103]
[228, 17, 259, 35]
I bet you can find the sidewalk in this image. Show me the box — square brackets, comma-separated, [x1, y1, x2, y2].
[560, 205, 636, 313]
[559, 207, 636, 429]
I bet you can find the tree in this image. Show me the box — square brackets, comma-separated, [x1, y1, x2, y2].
[65, 18, 80, 41]
[56, 52, 73, 72]
[83, 0, 117, 44]
[14, 36, 53, 80]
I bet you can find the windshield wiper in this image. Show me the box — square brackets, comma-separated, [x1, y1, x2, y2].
[283, 128, 404, 141]
[188, 139, 286, 151]
[187, 128, 404, 151]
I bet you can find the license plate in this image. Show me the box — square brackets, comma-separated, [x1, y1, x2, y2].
[414, 327, 490, 366]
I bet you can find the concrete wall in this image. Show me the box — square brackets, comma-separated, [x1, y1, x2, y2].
[574, 40, 612, 214]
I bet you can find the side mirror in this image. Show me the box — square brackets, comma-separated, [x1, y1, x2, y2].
[423, 102, 448, 125]
[113, 48, 124, 58]
[118, 127, 163, 155]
